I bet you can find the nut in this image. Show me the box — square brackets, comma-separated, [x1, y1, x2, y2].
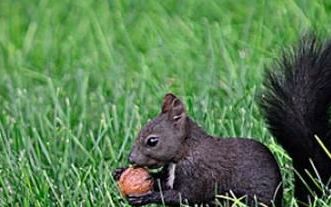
[118, 167, 154, 196]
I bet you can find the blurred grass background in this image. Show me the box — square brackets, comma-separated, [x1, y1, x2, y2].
[0, 0, 331, 206]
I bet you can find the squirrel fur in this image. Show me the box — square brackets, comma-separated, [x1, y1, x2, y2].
[113, 37, 331, 206]
[260, 37, 331, 205]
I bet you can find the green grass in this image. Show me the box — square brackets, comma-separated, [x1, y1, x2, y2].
[0, 0, 331, 206]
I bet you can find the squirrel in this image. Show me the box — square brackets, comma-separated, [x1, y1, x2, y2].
[113, 37, 331, 206]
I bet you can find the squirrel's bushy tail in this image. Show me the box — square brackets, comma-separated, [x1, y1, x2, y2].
[260, 37, 331, 203]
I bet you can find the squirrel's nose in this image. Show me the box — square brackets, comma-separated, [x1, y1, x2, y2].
[128, 153, 135, 165]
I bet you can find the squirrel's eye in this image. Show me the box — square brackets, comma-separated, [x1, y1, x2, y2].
[146, 136, 159, 147]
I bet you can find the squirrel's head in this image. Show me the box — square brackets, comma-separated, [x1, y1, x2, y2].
[129, 93, 187, 168]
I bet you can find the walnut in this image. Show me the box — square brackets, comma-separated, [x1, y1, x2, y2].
[118, 167, 154, 196]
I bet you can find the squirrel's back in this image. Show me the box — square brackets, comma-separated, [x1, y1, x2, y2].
[175, 127, 282, 206]
[260, 37, 331, 204]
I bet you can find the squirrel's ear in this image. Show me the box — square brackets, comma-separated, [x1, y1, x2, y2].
[162, 93, 186, 121]
[162, 93, 177, 113]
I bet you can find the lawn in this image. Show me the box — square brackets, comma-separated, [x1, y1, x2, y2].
[0, 0, 330, 206]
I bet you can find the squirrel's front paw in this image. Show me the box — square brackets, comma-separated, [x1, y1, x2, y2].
[112, 167, 127, 181]
[127, 193, 155, 206]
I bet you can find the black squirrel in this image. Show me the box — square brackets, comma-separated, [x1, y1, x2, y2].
[113, 37, 331, 206]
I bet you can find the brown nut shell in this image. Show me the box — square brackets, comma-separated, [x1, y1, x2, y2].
[117, 167, 153, 196]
